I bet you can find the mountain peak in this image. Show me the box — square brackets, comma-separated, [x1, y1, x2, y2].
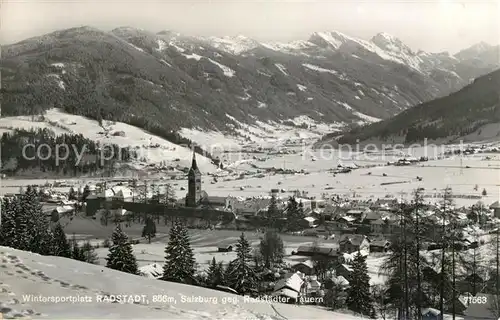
[471, 41, 492, 50]
[373, 32, 398, 42]
[308, 31, 354, 50]
[201, 35, 260, 54]
[371, 32, 414, 54]
[455, 41, 495, 61]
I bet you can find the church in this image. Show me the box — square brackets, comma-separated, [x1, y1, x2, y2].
[183, 151, 227, 210]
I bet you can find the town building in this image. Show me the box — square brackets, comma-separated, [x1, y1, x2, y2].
[186, 151, 202, 207]
[338, 234, 370, 254]
[490, 201, 500, 218]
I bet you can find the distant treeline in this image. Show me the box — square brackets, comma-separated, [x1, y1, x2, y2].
[0, 128, 134, 176]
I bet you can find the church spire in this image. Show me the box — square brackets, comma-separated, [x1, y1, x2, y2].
[191, 149, 198, 171]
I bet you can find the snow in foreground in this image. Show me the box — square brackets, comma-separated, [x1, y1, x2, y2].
[0, 246, 363, 319]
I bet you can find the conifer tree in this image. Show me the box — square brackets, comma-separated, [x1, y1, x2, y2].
[82, 185, 91, 201]
[259, 229, 284, 268]
[23, 186, 53, 254]
[106, 224, 138, 274]
[459, 233, 486, 296]
[206, 257, 226, 288]
[347, 253, 375, 318]
[68, 187, 76, 200]
[14, 191, 33, 251]
[71, 238, 86, 262]
[323, 280, 347, 311]
[227, 233, 258, 295]
[266, 195, 281, 229]
[0, 198, 18, 248]
[286, 197, 305, 232]
[142, 216, 156, 244]
[52, 223, 71, 258]
[0, 187, 54, 255]
[82, 241, 99, 264]
[381, 191, 430, 319]
[162, 220, 196, 283]
[489, 228, 500, 297]
[438, 187, 455, 316]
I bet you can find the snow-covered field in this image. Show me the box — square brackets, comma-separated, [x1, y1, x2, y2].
[204, 148, 500, 208]
[87, 227, 389, 287]
[0, 246, 366, 319]
[1, 108, 499, 207]
[2, 146, 500, 208]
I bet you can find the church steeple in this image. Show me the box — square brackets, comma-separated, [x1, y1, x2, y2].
[191, 150, 198, 171]
[186, 149, 201, 207]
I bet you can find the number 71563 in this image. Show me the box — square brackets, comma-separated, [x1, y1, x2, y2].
[465, 296, 488, 304]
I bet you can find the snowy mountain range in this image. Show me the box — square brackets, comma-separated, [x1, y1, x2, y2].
[1, 26, 498, 140]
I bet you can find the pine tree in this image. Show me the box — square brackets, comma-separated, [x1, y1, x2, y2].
[266, 195, 281, 229]
[81, 241, 99, 264]
[206, 257, 225, 288]
[142, 217, 156, 244]
[381, 189, 435, 319]
[82, 185, 91, 201]
[71, 238, 86, 262]
[346, 253, 375, 317]
[13, 193, 32, 251]
[227, 233, 258, 295]
[438, 186, 456, 316]
[163, 184, 176, 204]
[106, 224, 138, 274]
[23, 186, 52, 255]
[0, 188, 53, 255]
[489, 228, 500, 297]
[0, 198, 18, 248]
[286, 197, 305, 232]
[52, 223, 71, 258]
[458, 233, 486, 296]
[68, 187, 76, 200]
[162, 220, 196, 283]
[372, 284, 394, 320]
[323, 280, 347, 311]
[259, 229, 284, 268]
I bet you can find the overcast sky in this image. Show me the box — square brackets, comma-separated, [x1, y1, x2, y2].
[2, 0, 499, 53]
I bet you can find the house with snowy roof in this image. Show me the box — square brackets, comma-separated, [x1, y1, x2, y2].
[272, 272, 305, 303]
[335, 264, 353, 279]
[290, 260, 314, 275]
[294, 243, 339, 259]
[370, 238, 391, 252]
[325, 275, 349, 289]
[421, 307, 442, 320]
[338, 234, 370, 254]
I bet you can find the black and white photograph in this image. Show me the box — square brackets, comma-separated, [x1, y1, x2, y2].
[0, 0, 499, 319]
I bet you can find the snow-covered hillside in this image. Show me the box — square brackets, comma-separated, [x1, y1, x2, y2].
[0, 246, 364, 319]
[0, 109, 217, 173]
[180, 115, 345, 151]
